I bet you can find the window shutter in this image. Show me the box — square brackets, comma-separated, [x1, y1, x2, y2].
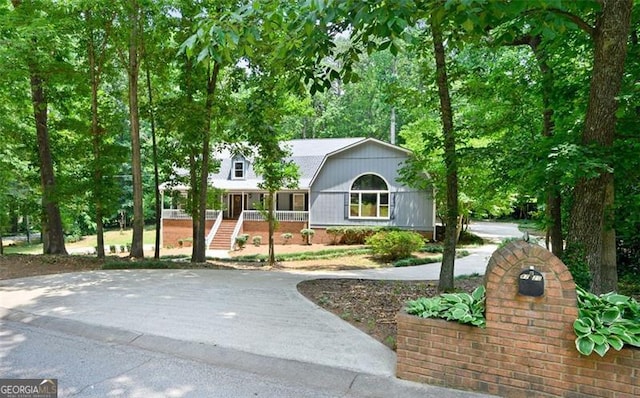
[344, 193, 349, 219]
[290, 194, 294, 211]
[390, 192, 396, 220]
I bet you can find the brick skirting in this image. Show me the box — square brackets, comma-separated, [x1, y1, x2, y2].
[396, 241, 640, 397]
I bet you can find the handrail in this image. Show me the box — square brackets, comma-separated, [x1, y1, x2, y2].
[230, 212, 244, 250]
[206, 211, 223, 248]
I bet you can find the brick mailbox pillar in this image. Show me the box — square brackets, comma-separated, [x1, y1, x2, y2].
[396, 240, 640, 397]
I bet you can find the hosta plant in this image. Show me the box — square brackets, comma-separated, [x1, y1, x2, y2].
[574, 286, 640, 356]
[405, 286, 486, 328]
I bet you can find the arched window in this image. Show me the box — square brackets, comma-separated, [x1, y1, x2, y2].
[349, 174, 390, 219]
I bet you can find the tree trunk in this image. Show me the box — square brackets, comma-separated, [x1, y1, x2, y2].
[88, 11, 105, 259]
[189, 152, 200, 262]
[431, 17, 457, 292]
[11, 0, 67, 255]
[566, 0, 632, 294]
[193, 62, 220, 263]
[268, 191, 276, 266]
[30, 72, 68, 255]
[536, 42, 564, 258]
[128, 0, 144, 259]
[145, 65, 161, 260]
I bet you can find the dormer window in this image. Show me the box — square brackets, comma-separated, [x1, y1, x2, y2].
[233, 160, 245, 179]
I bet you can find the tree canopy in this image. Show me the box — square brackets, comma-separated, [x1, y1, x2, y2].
[0, 0, 637, 293]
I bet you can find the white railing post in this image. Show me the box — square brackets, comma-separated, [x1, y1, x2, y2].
[230, 212, 244, 250]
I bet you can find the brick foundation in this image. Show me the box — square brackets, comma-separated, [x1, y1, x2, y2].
[162, 219, 214, 248]
[164, 219, 434, 247]
[396, 241, 640, 397]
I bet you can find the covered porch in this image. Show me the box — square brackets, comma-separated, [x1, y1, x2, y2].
[160, 189, 309, 250]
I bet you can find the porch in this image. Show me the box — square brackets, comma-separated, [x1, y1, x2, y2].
[161, 208, 309, 250]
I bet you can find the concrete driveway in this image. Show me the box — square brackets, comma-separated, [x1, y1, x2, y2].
[0, 221, 521, 396]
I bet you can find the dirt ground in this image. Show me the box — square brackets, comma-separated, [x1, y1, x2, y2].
[0, 243, 479, 350]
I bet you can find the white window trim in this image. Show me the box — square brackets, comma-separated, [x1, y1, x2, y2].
[349, 173, 390, 220]
[232, 160, 245, 180]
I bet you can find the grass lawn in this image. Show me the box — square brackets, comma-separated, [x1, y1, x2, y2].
[4, 226, 157, 254]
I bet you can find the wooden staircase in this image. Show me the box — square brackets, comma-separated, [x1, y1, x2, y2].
[208, 219, 237, 250]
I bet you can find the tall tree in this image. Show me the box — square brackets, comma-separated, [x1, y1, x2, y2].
[9, 0, 68, 255]
[430, 14, 458, 291]
[565, 0, 633, 294]
[81, 3, 115, 258]
[125, 0, 145, 258]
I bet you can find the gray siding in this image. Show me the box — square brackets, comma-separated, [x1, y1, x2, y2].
[309, 141, 434, 231]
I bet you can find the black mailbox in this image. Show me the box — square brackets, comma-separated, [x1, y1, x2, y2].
[518, 266, 544, 297]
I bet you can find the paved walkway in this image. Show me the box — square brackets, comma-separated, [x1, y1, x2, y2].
[0, 222, 521, 397]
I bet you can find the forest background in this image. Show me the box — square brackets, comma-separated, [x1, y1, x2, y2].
[0, 1, 638, 293]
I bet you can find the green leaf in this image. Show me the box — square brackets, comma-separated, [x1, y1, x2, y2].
[471, 286, 485, 301]
[603, 293, 629, 305]
[588, 333, 606, 345]
[196, 47, 209, 63]
[462, 19, 474, 32]
[451, 308, 467, 319]
[600, 307, 621, 324]
[573, 319, 592, 335]
[576, 336, 595, 355]
[607, 335, 624, 351]
[593, 342, 610, 357]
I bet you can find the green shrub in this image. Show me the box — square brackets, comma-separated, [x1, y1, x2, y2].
[366, 230, 424, 261]
[326, 227, 342, 244]
[394, 257, 442, 267]
[573, 286, 640, 357]
[235, 234, 249, 250]
[420, 244, 443, 253]
[458, 230, 484, 245]
[252, 235, 262, 246]
[301, 228, 315, 245]
[281, 232, 293, 244]
[325, 226, 385, 245]
[405, 286, 486, 328]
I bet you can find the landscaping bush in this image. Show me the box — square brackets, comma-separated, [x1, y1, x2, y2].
[420, 244, 443, 253]
[234, 234, 249, 250]
[573, 286, 640, 357]
[458, 230, 484, 245]
[281, 232, 293, 244]
[301, 228, 315, 245]
[366, 230, 424, 261]
[394, 257, 441, 267]
[326, 226, 391, 245]
[405, 286, 486, 328]
[252, 235, 262, 246]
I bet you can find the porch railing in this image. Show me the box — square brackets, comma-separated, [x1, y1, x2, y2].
[162, 209, 219, 220]
[242, 210, 308, 222]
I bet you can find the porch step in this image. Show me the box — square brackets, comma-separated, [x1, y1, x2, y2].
[208, 220, 238, 250]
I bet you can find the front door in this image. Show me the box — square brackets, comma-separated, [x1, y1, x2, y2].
[231, 194, 243, 219]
